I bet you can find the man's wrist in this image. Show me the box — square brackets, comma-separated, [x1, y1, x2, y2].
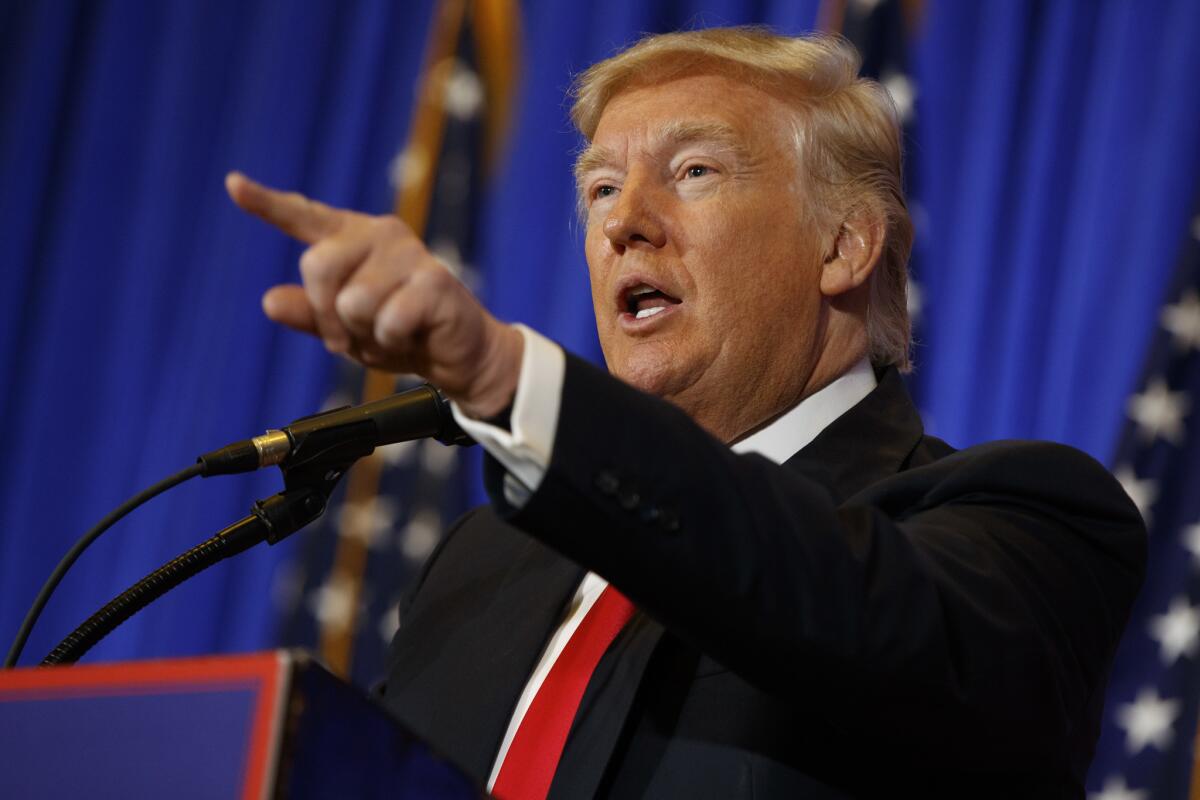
[458, 323, 524, 420]
[449, 325, 564, 501]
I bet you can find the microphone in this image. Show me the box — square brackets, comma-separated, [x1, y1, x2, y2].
[197, 384, 474, 477]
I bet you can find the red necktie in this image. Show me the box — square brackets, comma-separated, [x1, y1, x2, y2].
[491, 584, 636, 800]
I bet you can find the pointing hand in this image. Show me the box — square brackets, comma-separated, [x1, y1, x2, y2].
[226, 172, 521, 418]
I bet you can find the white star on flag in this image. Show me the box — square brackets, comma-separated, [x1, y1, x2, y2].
[378, 439, 419, 467]
[442, 59, 484, 121]
[1115, 687, 1180, 754]
[307, 574, 359, 632]
[1090, 775, 1148, 800]
[1162, 289, 1200, 352]
[337, 495, 401, 550]
[1148, 595, 1200, 664]
[400, 507, 444, 561]
[1126, 378, 1190, 444]
[431, 238, 466, 279]
[378, 599, 402, 644]
[389, 145, 431, 191]
[882, 70, 916, 123]
[1113, 465, 1159, 525]
[1182, 522, 1200, 567]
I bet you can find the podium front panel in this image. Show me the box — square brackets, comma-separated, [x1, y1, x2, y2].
[0, 652, 285, 798]
[0, 651, 481, 799]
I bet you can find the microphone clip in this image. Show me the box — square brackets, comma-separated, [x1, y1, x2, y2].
[275, 414, 376, 497]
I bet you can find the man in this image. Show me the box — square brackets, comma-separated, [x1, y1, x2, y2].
[228, 28, 1145, 799]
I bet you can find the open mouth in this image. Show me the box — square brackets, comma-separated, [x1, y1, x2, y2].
[621, 282, 682, 321]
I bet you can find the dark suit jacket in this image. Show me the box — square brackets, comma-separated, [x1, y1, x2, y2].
[381, 355, 1146, 798]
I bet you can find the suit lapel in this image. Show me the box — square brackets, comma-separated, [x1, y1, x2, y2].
[385, 513, 583, 784]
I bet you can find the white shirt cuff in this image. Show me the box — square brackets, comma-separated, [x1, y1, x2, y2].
[451, 324, 565, 505]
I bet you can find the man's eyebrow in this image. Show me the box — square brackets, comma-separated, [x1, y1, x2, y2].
[655, 120, 748, 157]
[574, 145, 618, 186]
[573, 120, 750, 188]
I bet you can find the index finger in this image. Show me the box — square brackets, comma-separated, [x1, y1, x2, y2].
[225, 171, 344, 244]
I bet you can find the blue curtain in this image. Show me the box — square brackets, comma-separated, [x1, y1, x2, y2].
[0, 0, 436, 664]
[910, 0, 1200, 459]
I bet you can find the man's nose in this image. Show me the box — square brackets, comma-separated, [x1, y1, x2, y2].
[603, 175, 667, 252]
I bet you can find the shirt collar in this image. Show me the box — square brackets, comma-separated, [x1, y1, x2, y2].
[732, 358, 877, 465]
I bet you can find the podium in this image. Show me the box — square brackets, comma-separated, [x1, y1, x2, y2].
[0, 650, 482, 799]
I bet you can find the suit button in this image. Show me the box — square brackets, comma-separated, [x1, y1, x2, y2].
[618, 487, 640, 511]
[639, 505, 661, 524]
[659, 509, 680, 532]
[594, 470, 619, 496]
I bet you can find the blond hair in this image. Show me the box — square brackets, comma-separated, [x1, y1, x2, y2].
[570, 27, 914, 372]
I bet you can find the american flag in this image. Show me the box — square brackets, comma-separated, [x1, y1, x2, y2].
[273, 0, 517, 688]
[839, 3, 1200, 793]
[1087, 200, 1200, 798]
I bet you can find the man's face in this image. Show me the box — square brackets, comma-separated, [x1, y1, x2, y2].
[579, 73, 829, 439]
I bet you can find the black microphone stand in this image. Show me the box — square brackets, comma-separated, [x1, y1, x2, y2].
[41, 413, 384, 666]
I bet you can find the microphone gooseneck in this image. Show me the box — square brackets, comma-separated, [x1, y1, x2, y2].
[197, 383, 473, 477]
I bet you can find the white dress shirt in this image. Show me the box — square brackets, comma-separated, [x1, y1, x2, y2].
[451, 325, 877, 791]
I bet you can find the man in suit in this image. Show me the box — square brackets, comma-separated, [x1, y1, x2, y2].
[228, 28, 1145, 799]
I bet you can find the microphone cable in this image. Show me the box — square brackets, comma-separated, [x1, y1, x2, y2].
[3, 463, 204, 669]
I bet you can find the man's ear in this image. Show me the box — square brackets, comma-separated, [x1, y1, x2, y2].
[819, 214, 885, 297]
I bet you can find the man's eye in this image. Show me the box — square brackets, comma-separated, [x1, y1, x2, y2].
[594, 185, 616, 199]
[685, 165, 712, 179]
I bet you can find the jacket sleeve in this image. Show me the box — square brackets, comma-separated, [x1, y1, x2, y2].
[489, 353, 1147, 770]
